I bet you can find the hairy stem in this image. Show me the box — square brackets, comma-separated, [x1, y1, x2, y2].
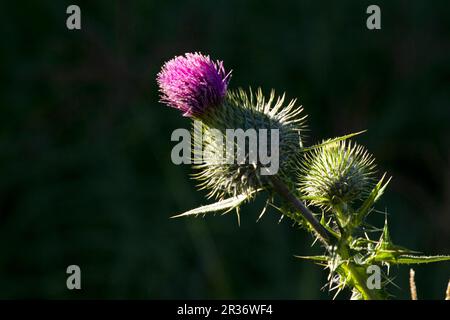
[268, 175, 333, 246]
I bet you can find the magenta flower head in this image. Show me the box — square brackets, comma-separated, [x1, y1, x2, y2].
[157, 52, 231, 117]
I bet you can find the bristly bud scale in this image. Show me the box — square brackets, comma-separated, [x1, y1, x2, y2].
[194, 88, 307, 200]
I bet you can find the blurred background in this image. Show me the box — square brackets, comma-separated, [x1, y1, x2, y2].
[0, 0, 448, 299]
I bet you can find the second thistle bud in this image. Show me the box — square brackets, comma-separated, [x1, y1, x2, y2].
[298, 140, 376, 211]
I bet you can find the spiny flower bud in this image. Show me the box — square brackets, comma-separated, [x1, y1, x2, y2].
[298, 140, 376, 210]
[194, 88, 306, 200]
[157, 53, 306, 201]
[157, 52, 231, 117]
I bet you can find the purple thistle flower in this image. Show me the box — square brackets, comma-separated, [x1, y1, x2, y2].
[157, 52, 231, 117]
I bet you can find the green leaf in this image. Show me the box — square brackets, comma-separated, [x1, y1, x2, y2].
[379, 215, 392, 250]
[353, 173, 391, 226]
[372, 248, 420, 262]
[294, 255, 328, 262]
[301, 131, 367, 153]
[369, 218, 422, 263]
[384, 255, 450, 265]
[171, 194, 249, 218]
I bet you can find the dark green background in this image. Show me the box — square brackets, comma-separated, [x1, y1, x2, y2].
[0, 0, 448, 299]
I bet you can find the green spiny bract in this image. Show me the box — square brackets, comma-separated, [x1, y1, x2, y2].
[298, 140, 376, 211]
[192, 88, 306, 200]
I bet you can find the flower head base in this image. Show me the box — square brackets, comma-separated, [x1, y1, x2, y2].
[157, 52, 231, 117]
[298, 140, 376, 210]
[194, 88, 306, 200]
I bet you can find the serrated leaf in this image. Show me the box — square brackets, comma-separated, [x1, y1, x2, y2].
[171, 194, 249, 218]
[353, 173, 391, 226]
[384, 255, 450, 265]
[370, 219, 422, 264]
[372, 248, 420, 262]
[301, 131, 367, 153]
[294, 255, 329, 262]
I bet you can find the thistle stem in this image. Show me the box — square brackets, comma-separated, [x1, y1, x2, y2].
[268, 175, 334, 246]
[339, 246, 382, 300]
[342, 263, 380, 300]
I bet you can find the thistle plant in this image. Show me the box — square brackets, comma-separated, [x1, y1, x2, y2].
[157, 52, 450, 300]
